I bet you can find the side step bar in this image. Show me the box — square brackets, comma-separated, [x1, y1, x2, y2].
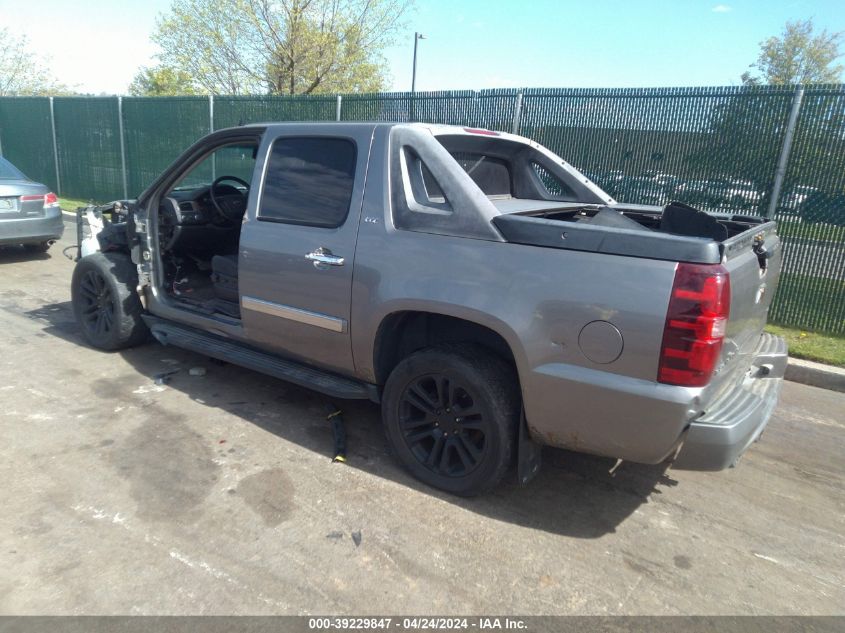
[143, 315, 378, 402]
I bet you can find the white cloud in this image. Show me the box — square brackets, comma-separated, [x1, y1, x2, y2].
[712, 4, 732, 12]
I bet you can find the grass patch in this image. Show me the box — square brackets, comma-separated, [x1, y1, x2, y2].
[766, 324, 845, 367]
[58, 197, 101, 214]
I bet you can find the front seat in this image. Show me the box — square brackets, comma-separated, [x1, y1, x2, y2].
[210, 254, 239, 303]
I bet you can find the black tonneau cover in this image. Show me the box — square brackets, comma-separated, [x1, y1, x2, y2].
[493, 212, 724, 264]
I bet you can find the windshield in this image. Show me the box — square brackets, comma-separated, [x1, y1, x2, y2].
[0, 157, 26, 180]
[172, 144, 257, 191]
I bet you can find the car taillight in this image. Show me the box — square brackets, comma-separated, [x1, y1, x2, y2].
[657, 263, 731, 387]
[20, 192, 59, 206]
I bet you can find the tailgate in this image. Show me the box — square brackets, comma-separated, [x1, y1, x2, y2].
[707, 221, 782, 398]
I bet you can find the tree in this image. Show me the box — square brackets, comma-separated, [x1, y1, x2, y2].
[742, 18, 844, 85]
[151, 0, 410, 96]
[128, 66, 202, 96]
[0, 27, 70, 96]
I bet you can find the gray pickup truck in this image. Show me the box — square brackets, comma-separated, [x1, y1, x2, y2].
[70, 122, 787, 495]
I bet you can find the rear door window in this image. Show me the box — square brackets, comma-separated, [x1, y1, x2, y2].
[259, 137, 357, 228]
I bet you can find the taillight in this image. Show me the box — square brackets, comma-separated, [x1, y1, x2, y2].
[658, 263, 731, 387]
[20, 192, 59, 207]
[463, 127, 499, 136]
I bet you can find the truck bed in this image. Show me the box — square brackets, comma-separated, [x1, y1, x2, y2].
[491, 199, 772, 265]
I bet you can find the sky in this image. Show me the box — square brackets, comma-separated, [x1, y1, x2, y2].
[1, 0, 844, 94]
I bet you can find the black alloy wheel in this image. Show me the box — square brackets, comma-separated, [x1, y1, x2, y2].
[71, 252, 148, 350]
[78, 269, 116, 339]
[398, 374, 487, 478]
[381, 344, 520, 496]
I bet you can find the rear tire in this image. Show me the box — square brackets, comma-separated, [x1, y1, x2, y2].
[381, 344, 520, 496]
[71, 252, 148, 350]
[24, 241, 51, 253]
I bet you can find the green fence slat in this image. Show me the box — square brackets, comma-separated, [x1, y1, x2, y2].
[0, 97, 56, 191]
[53, 97, 123, 201]
[123, 96, 211, 197]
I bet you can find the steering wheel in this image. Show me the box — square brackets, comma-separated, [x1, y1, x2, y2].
[209, 175, 250, 224]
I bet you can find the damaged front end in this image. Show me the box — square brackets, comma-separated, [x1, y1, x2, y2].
[75, 201, 133, 258]
[75, 200, 151, 302]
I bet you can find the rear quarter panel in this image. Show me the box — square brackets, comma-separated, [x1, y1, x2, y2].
[351, 130, 684, 458]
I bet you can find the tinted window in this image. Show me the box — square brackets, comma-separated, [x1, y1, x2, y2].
[260, 137, 356, 227]
[0, 157, 26, 180]
[451, 152, 511, 196]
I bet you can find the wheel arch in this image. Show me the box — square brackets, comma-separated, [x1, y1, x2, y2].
[372, 309, 523, 388]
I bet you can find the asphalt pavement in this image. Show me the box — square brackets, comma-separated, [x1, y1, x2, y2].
[0, 228, 843, 615]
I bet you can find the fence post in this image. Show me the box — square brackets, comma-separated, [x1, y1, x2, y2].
[512, 91, 524, 135]
[336, 95, 342, 121]
[117, 96, 128, 199]
[49, 97, 61, 195]
[767, 86, 804, 218]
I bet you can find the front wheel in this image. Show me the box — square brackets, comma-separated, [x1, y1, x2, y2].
[381, 344, 520, 496]
[71, 252, 148, 350]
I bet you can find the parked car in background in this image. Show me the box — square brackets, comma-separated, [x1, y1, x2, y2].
[640, 171, 680, 194]
[799, 191, 845, 226]
[611, 176, 668, 206]
[781, 185, 818, 213]
[0, 157, 64, 252]
[725, 179, 763, 209]
[675, 178, 762, 212]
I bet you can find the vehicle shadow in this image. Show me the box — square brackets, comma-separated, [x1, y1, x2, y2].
[26, 300, 679, 539]
[0, 245, 52, 263]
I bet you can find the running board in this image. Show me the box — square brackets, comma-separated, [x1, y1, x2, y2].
[143, 316, 378, 402]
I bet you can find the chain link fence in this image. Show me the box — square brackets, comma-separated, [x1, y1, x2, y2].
[0, 85, 843, 334]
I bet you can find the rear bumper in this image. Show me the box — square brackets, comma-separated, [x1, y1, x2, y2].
[672, 332, 788, 470]
[0, 207, 64, 245]
[524, 332, 787, 468]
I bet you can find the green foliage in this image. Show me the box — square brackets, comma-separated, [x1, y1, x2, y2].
[743, 19, 844, 85]
[150, 0, 410, 95]
[0, 27, 71, 96]
[128, 66, 202, 96]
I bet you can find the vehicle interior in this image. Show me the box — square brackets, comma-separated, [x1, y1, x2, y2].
[157, 142, 258, 319]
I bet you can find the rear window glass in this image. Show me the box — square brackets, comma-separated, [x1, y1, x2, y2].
[450, 152, 511, 196]
[0, 157, 26, 180]
[260, 137, 356, 228]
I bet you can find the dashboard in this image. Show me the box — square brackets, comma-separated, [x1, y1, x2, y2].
[158, 186, 240, 254]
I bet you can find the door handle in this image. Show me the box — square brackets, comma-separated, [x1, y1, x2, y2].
[305, 247, 345, 268]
